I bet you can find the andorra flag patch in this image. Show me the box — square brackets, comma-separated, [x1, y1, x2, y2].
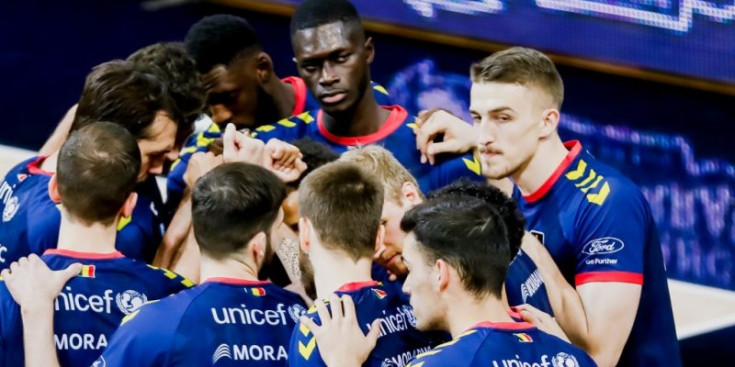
[251, 287, 266, 297]
[514, 333, 533, 343]
[79, 265, 96, 278]
[372, 289, 387, 299]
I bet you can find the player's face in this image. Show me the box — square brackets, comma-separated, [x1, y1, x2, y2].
[137, 111, 177, 181]
[402, 233, 446, 332]
[470, 82, 551, 180]
[292, 21, 373, 116]
[205, 63, 260, 128]
[374, 198, 411, 277]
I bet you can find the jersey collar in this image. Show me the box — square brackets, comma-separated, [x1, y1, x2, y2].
[204, 277, 271, 286]
[523, 140, 582, 203]
[282, 76, 308, 116]
[27, 156, 54, 176]
[316, 105, 408, 146]
[336, 280, 380, 292]
[472, 320, 536, 331]
[44, 249, 124, 259]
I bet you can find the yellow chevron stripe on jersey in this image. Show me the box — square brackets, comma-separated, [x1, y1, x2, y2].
[407, 362, 424, 367]
[373, 85, 389, 95]
[299, 322, 311, 336]
[295, 112, 314, 124]
[586, 182, 611, 205]
[277, 118, 297, 128]
[256, 125, 276, 133]
[117, 216, 132, 231]
[298, 337, 317, 359]
[406, 123, 418, 130]
[565, 159, 587, 180]
[462, 156, 482, 175]
[121, 309, 140, 325]
[580, 175, 604, 193]
[574, 169, 597, 188]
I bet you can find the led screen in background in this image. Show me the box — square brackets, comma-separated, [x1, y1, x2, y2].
[261, 0, 735, 84]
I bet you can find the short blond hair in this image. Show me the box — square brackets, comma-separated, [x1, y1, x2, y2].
[340, 146, 424, 204]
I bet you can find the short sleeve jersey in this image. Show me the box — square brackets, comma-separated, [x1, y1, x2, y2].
[166, 78, 393, 202]
[94, 278, 306, 367]
[289, 281, 447, 367]
[251, 106, 484, 193]
[0, 157, 166, 263]
[511, 140, 681, 366]
[0, 249, 191, 367]
[406, 322, 597, 367]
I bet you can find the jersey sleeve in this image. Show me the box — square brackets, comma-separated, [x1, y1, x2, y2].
[94, 303, 174, 367]
[429, 152, 484, 191]
[371, 82, 393, 106]
[288, 310, 327, 367]
[145, 264, 195, 295]
[251, 114, 312, 144]
[572, 178, 648, 286]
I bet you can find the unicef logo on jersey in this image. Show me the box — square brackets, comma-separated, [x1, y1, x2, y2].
[552, 352, 580, 367]
[115, 290, 148, 315]
[581, 237, 624, 256]
[401, 305, 417, 328]
[2, 196, 19, 222]
[288, 304, 307, 323]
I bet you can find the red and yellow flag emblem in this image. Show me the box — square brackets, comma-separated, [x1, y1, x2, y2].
[79, 265, 96, 278]
[514, 333, 533, 343]
[251, 287, 266, 296]
[372, 289, 387, 299]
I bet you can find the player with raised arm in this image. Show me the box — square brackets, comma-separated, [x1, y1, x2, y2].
[415, 47, 680, 366]
[290, 161, 445, 367]
[249, 0, 483, 194]
[0, 122, 191, 367]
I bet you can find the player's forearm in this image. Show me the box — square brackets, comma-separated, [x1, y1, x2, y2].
[21, 305, 62, 367]
[274, 223, 302, 284]
[155, 192, 193, 269]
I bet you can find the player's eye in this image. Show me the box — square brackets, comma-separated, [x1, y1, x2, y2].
[301, 64, 318, 73]
[335, 53, 350, 63]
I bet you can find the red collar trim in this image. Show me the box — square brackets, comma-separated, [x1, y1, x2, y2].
[44, 249, 124, 259]
[317, 105, 408, 146]
[337, 280, 379, 292]
[282, 76, 307, 116]
[508, 307, 523, 320]
[27, 156, 53, 176]
[204, 277, 271, 286]
[473, 321, 536, 331]
[523, 140, 582, 203]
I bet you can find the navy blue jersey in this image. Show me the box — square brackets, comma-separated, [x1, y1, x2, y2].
[505, 249, 553, 315]
[251, 106, 483, 194]
[0, 249, 191, 367]
[166, 78, 392, 202]
[0, 157, 165, 263]
[407, 322, 596, 367]
[512, 141, 681, 366]
[94, 278, 306, 367]
[290, 281, 446, 367]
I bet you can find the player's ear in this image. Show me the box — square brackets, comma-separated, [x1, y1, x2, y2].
[48, 174, 61, 203]
[539, 108, 560, 138]
[298, 217, 311, 252]
[121, 192, 138, 219]
[364, 37, 375, 64]
[250, 231, 267, 262]
[435, 259, 451, 292]
[255, 52, 274, 84]
[401, 182, 421, 207]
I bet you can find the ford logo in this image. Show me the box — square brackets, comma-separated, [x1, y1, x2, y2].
[581, 237, 625, 255]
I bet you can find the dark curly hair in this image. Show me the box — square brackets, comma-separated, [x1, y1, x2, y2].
[185, 14, 260, 74]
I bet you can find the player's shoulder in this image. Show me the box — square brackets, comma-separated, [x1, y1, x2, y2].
[251, 110, 318, 140]
[120, 283, 207, 328]
[407, 328, 483, 367]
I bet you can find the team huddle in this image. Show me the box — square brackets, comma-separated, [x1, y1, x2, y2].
[0, 0, 681, 366]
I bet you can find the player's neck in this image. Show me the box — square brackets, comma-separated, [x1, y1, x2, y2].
[270, 77, 297, 119]
[321, 91, 390, 137]
[56, 213, 117, 254]
[445, 292, 515, 338]
[199, 252, 260, 283]
[311, 246, 372, 298]
[512, 135, 569, 197]
[40, 150, 59, 173]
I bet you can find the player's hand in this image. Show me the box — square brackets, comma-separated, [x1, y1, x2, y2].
[222, 123, 265, 164]
[300, 295, 381, 367]
[517, 304, 571, 343]
[1, 254, 82, 312]
[183, 152, 223, 189]
[264, 138, 307, 183]
[414, 108, 476, 165]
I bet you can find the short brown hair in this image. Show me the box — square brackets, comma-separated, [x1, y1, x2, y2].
[340, 146, 423, 204]
[299, 161, 383, 261]
[72, 60, 179, 139]
[57, 122, 141, 226]
[471, 47, 564, 109]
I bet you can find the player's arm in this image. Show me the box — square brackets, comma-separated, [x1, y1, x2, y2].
[0, 255, 81, 367]
[298, 295, 381, 367]
[522, 193, 646, 367]
[38, 104, 77, 156]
